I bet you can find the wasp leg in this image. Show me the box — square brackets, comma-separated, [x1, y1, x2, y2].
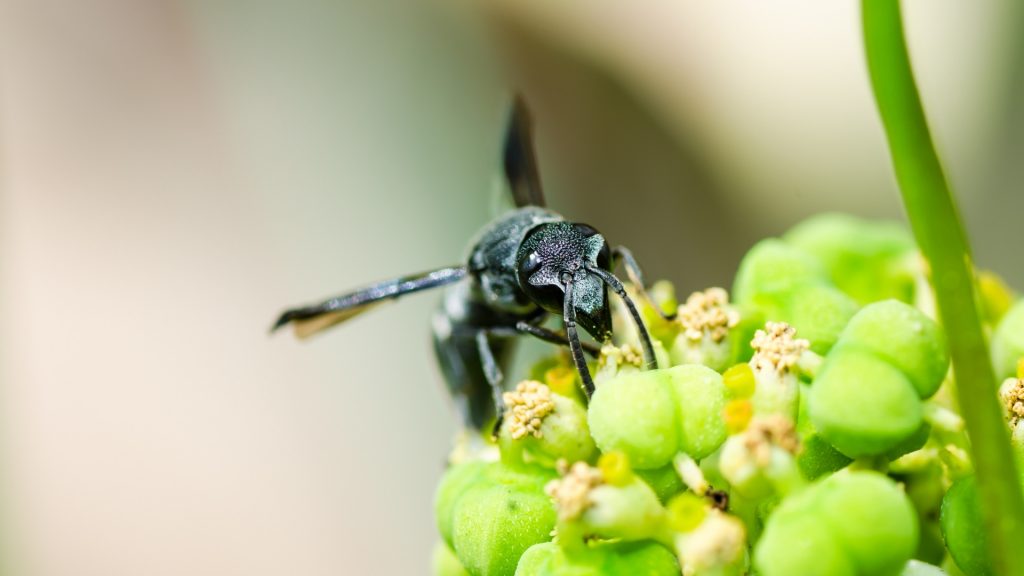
[612, 245, 677, 321]
[563, 277, 597, 398]
[486, 322, 601, 358]
[586, 265, 659, 371]
[475, 330, 508, 439]
[433, 326, 485, 431]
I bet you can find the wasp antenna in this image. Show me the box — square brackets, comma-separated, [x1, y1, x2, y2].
[612, 245, 677, 321]
[563, 277, 596, 397]
[587, 265, 659, 371]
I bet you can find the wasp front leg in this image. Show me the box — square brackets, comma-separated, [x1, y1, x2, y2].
[484, 321, 602, 358]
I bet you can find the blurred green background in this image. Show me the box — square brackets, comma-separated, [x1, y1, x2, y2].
[0, 0, 1020, 574]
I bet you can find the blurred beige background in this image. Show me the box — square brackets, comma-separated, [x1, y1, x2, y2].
[1, 0, 1020, 574]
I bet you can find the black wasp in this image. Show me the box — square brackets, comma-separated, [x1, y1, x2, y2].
[272, 97, 669, 433]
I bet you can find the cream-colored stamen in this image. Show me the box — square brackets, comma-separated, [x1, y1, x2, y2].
[503, 380, 555, 440]
[545, 461, 604, 521]
[677, 287, 739, 343]
[598, 343, 644, 369]
[1000, 377, 1024, 428]
[750, 322, 809, 374]
[741, 415, 801, 466]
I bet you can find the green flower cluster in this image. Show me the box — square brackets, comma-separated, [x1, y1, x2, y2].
[755, 471, 918, 575]
[432, 213, 1022, 576]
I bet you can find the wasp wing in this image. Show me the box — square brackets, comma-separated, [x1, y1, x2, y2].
[272, 266, 467, 339]
[503, 95, 546, 208]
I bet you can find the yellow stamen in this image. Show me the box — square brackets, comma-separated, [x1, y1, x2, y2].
[978, 270, 1014, 322]
[723, 400, 754, 435]
[667, 492, 707, 533]
[544, 364, 578, 398]
[597, 452, 632, 487]
[723, 363, 756, 399]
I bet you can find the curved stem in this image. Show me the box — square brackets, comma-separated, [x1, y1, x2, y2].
[862, 1, 1024, 573]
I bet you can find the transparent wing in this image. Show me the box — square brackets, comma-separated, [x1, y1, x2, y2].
[272, 266, 467, 339]
[503, 95, 546, 208]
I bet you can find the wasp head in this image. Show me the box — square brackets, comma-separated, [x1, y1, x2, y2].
[515, 222, 612, 341]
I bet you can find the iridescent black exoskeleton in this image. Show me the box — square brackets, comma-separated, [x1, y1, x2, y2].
[272, 98, 669, 432]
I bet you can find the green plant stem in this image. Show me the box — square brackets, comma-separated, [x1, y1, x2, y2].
[862, 1, 1024, 574]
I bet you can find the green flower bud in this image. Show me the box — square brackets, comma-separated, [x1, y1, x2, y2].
[795, 383, 853, 479]
[729, 304, 768, 364]
[816, 472, 918, 576]
[940, 475, 995, 576]
[783, 213, 915, 305]
[781, 283, 859, 355]
[499, 381, 596, 467]
[588, 365, 729, 469]
[733, 239, 829, 306]
[882, 421, 932, 462]
[755, 471, 917, 576]
[755, 497, 857, 576]
[514, 541, 679, 576]
[836, 300, 949, 399]
[435, 461, 557, 576]
[436, 461, 487, 547]
[797, 432, 852, 480]
[634, 464, 685, 504]
[992, 299, 1024, 380]
[733, 237, 860, 355]
[890, 456, 947, 566]
[433, 542, 470, 576]
[809, 348, 923, 458]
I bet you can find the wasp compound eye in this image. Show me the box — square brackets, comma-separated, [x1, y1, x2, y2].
[516, 252, 567, 314]
[520, 251, 543, 277]
[573, 223, 611, 270]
